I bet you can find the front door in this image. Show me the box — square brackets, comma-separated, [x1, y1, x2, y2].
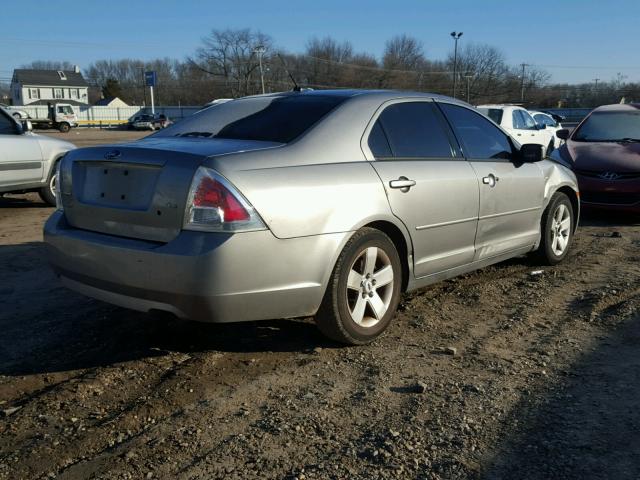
[0, 110, 43, 188]
[364, 100, 479, 277]
[438, 103, 544, 260]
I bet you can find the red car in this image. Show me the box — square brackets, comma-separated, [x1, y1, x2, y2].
[556, 104, 640, 214]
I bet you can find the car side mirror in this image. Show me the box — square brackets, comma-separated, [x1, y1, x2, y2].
[21, 120, 33, 133]
[519, 143, 543, 162]
[556, 128, 570, 140]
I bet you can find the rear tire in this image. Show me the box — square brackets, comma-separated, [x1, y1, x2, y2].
[315, 228, 402, 345]
[533, 192, 573, 265]
[12, 112, 21, 119]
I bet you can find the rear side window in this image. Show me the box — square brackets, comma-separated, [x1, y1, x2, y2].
[479, 108, 504, 125]
[439, 103, 513, 160]
[369, 102, 453, 159]
[368, 121, 392, 158]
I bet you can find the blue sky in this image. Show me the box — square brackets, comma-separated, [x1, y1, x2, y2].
[2, 0, 639, 85]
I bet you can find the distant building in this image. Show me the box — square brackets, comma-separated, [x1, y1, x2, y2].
[10, 66, 89, 106]
[94, 97, 129, 107]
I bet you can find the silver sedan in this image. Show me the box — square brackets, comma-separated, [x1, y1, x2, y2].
[44, 90, 579, 344]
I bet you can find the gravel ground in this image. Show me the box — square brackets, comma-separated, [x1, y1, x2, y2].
[0, 130, 639, 479]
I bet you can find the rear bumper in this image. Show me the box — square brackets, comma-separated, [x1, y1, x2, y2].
[44, 211, 348, 322]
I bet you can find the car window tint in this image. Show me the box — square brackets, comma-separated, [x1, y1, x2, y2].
[478, 108, 503, 125]
[368, 121, 392, 158]
[440, 103, 513, 160]
[0, 112, 16, 134]
[376, 102, 453, 158]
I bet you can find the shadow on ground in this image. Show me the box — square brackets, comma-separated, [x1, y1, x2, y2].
[484, 308, 640, 479]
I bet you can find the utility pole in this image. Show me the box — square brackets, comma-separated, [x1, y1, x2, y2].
[520, 63, 528, 103]
[253, 45, 266, 95]
[465, 74, 473, 103]
[593, 78, 600, 90]
[450, 31, 463, 98]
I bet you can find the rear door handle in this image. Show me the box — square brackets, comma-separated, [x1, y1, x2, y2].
[389, 177, 416, 192]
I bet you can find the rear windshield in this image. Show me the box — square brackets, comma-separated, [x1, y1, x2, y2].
[572, 111, 640, 142]
[477, 108, 503, 125]
[156, 95, 348, 143]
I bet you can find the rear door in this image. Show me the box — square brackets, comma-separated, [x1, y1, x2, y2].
[438, 103, 544, 260]
[0, 110, 43, 188]
[364, 100, 479, 278]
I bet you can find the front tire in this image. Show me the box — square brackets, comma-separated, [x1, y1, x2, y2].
[58, 122, 70, 133]
[38, 162, 58, 206]
[533, 192, 574, 265]
[316, 228, 402, 345]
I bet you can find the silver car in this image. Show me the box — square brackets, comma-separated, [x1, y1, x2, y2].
[44, 90, 579, 344]
[0, 107, 75, 205]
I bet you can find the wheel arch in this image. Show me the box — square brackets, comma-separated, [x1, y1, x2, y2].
[362, 220, 412, 292]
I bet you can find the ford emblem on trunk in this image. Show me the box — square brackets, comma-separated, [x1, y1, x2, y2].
[105, 150, 122, 160]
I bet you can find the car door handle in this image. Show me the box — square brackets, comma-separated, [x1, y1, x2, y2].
[389, 177, 416, 192]
[482, 174, 499, 187]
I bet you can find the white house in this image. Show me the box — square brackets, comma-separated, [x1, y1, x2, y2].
[10, 66, 89, 106]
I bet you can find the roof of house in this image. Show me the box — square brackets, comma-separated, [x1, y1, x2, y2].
[94, 96, 129, 106]
[12, 69, 88, 87]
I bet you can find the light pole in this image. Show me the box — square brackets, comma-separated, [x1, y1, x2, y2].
[254, 45, 266, 95]
[465, 74, 473, 102]
[450, 31, 463, 98]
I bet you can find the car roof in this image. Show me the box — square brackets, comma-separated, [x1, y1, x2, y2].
[477, 104, 524, 110]
[240, 88, 471, 106]
[591, 103, 640, 113]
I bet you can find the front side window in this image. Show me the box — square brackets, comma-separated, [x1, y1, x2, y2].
[369, 102, 453, 159]
[440, 103, 513, 160]
[512, 110, 525, 129]
[520, 110, 537, 130]
[157, 94, 347, 144]
[572, 111, 640, 142]
[0, 112, 17, 135]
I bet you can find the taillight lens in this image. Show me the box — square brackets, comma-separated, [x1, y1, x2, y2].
[184, 167, 265, 232]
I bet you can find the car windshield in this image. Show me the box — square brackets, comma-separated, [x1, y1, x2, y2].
[156, 94, 348, 143]
[572, 111, 640, 142]
[138, 115, 153, 121]
[477, 108, 503, 125]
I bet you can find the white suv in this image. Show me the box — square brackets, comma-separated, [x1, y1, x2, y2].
[0, 107, 75, 205]
[477, 104, 556, 155]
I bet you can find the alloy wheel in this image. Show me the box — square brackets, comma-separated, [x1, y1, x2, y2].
[551, 203, 571, 256]
[345, 246, 395, 328]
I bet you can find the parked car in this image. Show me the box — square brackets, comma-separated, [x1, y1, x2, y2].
[128, 113, 172, 130]
[530, 110, 564, 149]
[554, 103, 640, 214]
[0, 107, 75, 205]
[44, 90, 579, 344]
[477, 104, 557, 155]
[0, 103, 29, 120]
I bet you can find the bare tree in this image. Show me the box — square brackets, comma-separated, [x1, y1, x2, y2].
[381, 35, 426, 89]
[20, 60, 76, 71]
[192, 28, 273, 98]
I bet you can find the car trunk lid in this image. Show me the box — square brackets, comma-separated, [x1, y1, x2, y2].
[60, 138, 282, 243]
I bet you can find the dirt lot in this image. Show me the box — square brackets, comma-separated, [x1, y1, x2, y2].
[1, 130, 639, 479]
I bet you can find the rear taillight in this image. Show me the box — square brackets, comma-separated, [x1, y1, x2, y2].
[184, 167, 265, 232]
